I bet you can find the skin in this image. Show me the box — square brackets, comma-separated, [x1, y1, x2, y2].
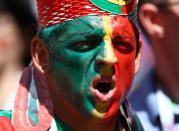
[32, 15, 141, 130]
[139, 0, 179, 103]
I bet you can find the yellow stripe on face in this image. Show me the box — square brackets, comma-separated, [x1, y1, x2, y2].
[92, 109, 105, 118]
[95, 99, 110, 113]
[100, 16, 117, 76]
[92, 17, 118, 119]
[102, 15, 113, 48]
[92, 99, 110, 118]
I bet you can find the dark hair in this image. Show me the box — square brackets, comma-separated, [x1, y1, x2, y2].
[138, 0, 168, 7]
[0, 0, 38, 66]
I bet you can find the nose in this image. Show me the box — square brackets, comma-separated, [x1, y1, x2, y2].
[96, 40, 118, 76]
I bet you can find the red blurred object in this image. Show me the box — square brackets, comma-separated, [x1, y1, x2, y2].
[0, 116, 15, 131]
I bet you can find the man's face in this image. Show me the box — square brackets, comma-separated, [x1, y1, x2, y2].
[45, 15, 138, 121]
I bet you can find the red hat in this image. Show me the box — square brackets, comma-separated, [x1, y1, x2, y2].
[36, 0, 138, 28]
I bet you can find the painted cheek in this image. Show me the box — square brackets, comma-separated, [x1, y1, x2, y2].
[111, 17, 136, 103]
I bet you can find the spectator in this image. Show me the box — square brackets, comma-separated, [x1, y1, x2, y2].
[129, 0, 179, 130]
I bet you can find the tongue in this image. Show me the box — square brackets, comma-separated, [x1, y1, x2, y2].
[95, 82, 111, 94]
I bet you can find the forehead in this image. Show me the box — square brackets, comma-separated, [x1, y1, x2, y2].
[47, 15, 134, 38]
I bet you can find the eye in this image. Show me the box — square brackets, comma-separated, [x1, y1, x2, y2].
[113, 41, 134, 54]
[69, 41, 98, 52]
[71, 42, 90, 52]
[69, 36, 102, 52]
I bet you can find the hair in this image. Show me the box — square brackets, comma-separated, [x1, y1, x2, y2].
[138, 0, 168, 6]
[0, 0, 38, 66]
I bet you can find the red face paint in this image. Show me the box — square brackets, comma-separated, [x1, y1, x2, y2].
[104, 16, 137, 119]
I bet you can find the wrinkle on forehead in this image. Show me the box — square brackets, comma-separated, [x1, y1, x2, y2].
[49, 16, 104, 42]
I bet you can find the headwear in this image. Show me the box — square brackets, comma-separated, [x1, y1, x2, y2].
[36, 0, 138, 28]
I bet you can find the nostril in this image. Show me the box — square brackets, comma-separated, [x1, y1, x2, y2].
[96, 56, 104, 64]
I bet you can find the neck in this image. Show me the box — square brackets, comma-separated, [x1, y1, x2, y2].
[0, 62, 23, 109]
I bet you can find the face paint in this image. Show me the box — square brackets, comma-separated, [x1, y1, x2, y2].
[105, 16, 137, 119]
[44, 15, 137, 121]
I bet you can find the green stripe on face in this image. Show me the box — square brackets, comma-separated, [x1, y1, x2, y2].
[42, 15, 109, 120]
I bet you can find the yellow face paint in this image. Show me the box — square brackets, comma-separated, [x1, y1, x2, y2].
[92, 109, 105, 118]
[92, 99, 110, 118]
[92, 16, 118, 119]
[95, 99, 110, 113]
[100, 16, 117, 76]
[102, 16, 117, 65]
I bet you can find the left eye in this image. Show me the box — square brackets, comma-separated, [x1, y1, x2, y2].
[113, 42, 133, 53]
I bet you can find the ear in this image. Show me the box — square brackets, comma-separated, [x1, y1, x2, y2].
[139, 3, 164, 38]
[135, 38, 142, 74]
[31, 37, 50, 74]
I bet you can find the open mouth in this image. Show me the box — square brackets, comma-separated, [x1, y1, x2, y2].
[90, 76, 117, 102]
[94, 82, 112, 95]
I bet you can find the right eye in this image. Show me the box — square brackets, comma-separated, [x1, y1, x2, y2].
[70, 42, 91, 52]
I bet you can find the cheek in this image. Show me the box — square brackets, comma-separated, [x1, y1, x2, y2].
[113, 48, 136, 101]
[103, 51, 135, 119]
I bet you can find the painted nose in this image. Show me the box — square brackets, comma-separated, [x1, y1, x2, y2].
[96, 41, 118, 76]
[96, 41, 118, 66]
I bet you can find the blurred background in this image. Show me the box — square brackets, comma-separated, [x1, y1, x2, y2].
[0, 0, 37, 110]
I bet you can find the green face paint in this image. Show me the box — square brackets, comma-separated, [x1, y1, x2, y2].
[43, 16, 105, 119]
[40, 15, 137, 121]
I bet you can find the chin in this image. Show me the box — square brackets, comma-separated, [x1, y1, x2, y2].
[89, 100, 119, 123]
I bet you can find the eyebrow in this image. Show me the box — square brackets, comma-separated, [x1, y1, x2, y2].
[113, 34, 131, 41]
